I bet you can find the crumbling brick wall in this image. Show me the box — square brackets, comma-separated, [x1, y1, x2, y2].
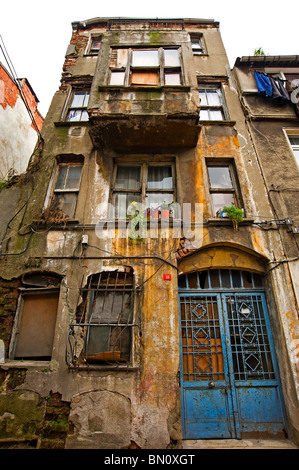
[0, 277, 21, 357]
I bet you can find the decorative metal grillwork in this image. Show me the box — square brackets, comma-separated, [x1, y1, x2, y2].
[226, 295, 275, 380]
[180, 296, 224, 382]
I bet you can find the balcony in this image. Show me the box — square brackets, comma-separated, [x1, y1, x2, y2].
[88, 86, 200, 150]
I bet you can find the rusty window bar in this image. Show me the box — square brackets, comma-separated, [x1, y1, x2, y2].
[67, 270, 138, 366]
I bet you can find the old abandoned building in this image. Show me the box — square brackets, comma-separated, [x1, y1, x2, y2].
[0, 62, 43, 179]
[0, 17, 298, 449]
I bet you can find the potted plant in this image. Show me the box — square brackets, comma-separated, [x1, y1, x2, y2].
[160, 201, 174, 219]
[151, 207, 160, 219]
[222, 204, 244, 231]
[127, 201, 146, 243]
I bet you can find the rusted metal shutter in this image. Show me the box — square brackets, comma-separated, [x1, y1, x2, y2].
[14, 292, 59, 359]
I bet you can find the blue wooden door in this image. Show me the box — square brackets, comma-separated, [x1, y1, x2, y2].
[179, 275, 287, 439]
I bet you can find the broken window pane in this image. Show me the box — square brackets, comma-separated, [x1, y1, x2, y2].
[53, 193, 78, 217]
[208, 167, 233, 189]
[80, 271, 134, 363]
[147, 165, 172, 189]
[91, 39, 101, 52]
[132, 49, 159, 67]
[110, 49, 129, 68]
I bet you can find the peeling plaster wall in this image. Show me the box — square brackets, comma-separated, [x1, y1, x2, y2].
[0, 19, 299, 449]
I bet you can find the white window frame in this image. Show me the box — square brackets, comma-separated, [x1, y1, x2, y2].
[108, 47, 183, 87]
[283, 128, 299, 167]
[198, 84, 228, 121]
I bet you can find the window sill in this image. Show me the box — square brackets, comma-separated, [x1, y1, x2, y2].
[68, 363, 139, 372]
[31, 219, 80, 230]
[54, 121, 89, 127]
[0, 360, 51, 369]
[207, 217, 255, 226]
[98, 85, 191, 92]
[199, 120, 236, 126]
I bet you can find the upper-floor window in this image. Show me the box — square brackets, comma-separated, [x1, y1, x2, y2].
[206, 161, 242, 216]
[89, 37, 101, 55]
[109, 47, 182, 87]
[112, 162, 175, 217]
[52, 162, 83, 218]
[67, 90, 89, 122]
[285, 131, 299, 166]
[198, 85, 227, 121]
[190, 35, 206, 55]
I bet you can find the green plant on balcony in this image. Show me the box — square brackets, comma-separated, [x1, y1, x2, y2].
[223, 204, 244, 231]
[127, 201, 146, 243]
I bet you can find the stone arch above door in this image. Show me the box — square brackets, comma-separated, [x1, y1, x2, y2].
[177, 242, 268, 275]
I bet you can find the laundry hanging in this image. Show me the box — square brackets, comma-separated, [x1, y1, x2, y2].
[254, 70, 272, 97]
[254, 70, 291, 105]
[268, 75, 290, 104]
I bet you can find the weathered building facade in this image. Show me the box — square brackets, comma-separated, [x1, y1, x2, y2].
[0, 62, 43, 179]
[0, 18, 298, 449]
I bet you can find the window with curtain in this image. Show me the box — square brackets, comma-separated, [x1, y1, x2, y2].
[66, 90, 90, 122]
[112, 162, 175, 216]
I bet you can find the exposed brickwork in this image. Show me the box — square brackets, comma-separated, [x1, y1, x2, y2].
[175, 238, 197, 260]
[0, 64, 19, 110]
[0, 277, 21, 355]
[41, 391, 71, 449]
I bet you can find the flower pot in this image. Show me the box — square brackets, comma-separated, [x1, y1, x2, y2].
[161, 209, 170, 219]
[151, 209, 159, 219]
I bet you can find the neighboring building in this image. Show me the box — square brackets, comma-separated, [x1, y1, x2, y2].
[0, 18, 298, 449]
[0, 63, 43, 179]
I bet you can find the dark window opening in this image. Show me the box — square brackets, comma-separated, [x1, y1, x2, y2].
[71, 269, 136, 365]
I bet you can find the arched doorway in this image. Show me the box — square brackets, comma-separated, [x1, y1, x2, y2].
[178, 264, 288, 439]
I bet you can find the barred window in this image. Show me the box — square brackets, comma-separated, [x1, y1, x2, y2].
[71, 269, 136, 365]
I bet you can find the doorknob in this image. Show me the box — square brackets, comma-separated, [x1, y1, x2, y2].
[209, 382, 215, 388]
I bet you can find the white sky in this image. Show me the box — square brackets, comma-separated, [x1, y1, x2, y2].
[1, 0, 298, 117]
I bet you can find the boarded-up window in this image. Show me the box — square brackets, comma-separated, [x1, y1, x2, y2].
[130, 72, 159, 86]
[109, 47, 182, 87]
[14, 292, 59, 360]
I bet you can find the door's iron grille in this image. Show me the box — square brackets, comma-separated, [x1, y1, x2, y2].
[226, 294, 275, 380]
[180, 296, 224, 382]
[178, 269, 263, 291]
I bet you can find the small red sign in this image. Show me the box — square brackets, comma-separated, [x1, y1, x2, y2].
[163, 274, 172, 280]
